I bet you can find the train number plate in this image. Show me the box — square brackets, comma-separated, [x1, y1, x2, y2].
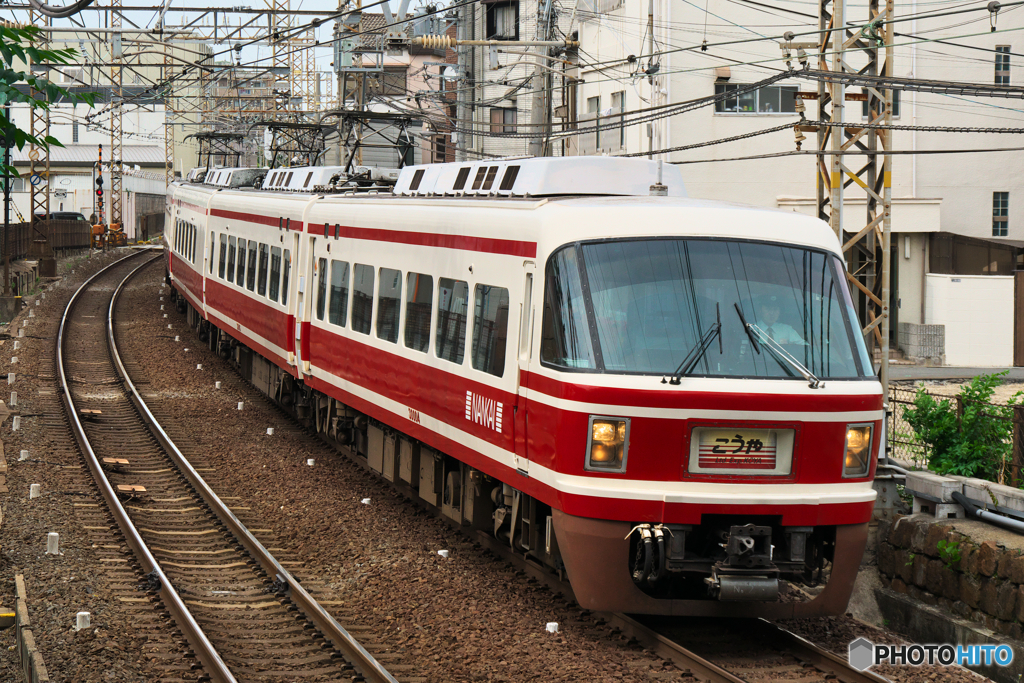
[689, 427, 794, 475]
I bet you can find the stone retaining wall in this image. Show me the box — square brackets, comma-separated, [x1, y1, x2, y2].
[878, 515, 1024, 640]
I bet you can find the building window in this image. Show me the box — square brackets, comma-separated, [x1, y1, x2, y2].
[487, 1, 518, 40]
[587, 96, 600, 148]
[715, 83, 798, 113]
[861, 88, 901, 119]
[996, 46, 1010, 85]
[490, 107, 516, 133]
[432, 135, 447, 163]
[72, 122, 79, 143]
[610, 91, 626, 148]
[994, 192, 1009, 237]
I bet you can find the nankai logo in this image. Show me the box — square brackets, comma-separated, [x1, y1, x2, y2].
[465, 391, 503, 433]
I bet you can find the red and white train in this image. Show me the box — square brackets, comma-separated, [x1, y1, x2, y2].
[165, 156, 882, 617]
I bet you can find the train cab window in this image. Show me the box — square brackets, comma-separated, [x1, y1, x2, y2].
[453, 167, 471, 190]
[328, 260, 350, 326]
[351, 264, 375, 335]
[269, 247, 282, 302]
[471, 167, 488, 190]
[246, 241, 258, 291]
[540, 246, 596, 370]
[376, 268, 402, 343]
[436, 278, 469, 364]
[481, 166, 499, 191]
[471, 285, 510, 377]
[236, 238, 247, 285]
[226, 236, 236, 284]
[316, 257, 328, 321]
[404, 272, 433, 353]
[282, 249, 291, 306]
[218, 234, 228, 278]
[257, 244, 269, 296]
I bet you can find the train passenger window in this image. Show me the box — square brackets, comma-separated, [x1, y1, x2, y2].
[471, 167, 488, 190]
[316, 258, 328, 321]
[189, 226, 195, 263]
[351, 264, 374, 335]
[481, 166, 499, 190]
[226, 236, 236, 284]
[236, 239, 247, 285]
[436, 278, 468, 364]
[328, 260, 350, 326]
[472, 285, 510, 377]
[404, 272, 433, 353]
[376, 268, 401, 343]
[257, 244, 269, 296]
[209, 231, 215, 274]
[269, 247, 282, 302]
[246, 241, 257, 291]
[453, 167, 471, 190]
[281, 249, 291, 306]
[218, 234, 227, 278]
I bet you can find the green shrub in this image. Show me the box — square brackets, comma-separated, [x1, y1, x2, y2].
[903, 372, 1021, 483]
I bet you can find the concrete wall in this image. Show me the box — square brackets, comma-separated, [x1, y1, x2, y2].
[925, 274, 1014, 366]
[899, 233, 930, 326]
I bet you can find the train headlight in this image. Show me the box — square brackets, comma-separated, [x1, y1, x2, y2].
[843, 423, 873, 478]
[587, 416, 629, 472]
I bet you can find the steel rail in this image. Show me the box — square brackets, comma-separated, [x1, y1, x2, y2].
[107, 259, 399, 683]
[753, 619, 891, 683]
[56, 249, 237, 683]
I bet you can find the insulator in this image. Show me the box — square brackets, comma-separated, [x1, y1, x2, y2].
[419, 34, 454, 50]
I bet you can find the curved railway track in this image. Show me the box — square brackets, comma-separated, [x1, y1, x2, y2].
[56, 250, 399, 683]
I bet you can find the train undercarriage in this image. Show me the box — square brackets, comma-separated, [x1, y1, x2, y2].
[174, 286, 865, 617]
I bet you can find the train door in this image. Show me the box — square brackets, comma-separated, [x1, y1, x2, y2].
[294, 235, 315, 377]
[514, 262, 537, 474]
[287, 231, 302, 373]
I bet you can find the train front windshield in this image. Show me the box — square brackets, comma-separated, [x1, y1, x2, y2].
[540, 238, 874, 379]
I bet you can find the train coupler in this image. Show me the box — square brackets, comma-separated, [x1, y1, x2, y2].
[706, 524, 779, 601]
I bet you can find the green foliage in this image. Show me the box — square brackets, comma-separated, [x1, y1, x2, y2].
[905, 552, 915, 567]
[903, 372, 1022, 483]
[0, 25, 96, 177]
[936, 539, 961, 570]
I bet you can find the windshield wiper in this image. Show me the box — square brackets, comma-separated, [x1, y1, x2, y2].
[740, 318, 824, 389]
[663, 304, 721, 385]
[733, 303, 761, 355]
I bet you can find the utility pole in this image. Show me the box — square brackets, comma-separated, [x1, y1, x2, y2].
[3, 106, 10, 299]
[110, 1, 123, 232]
[528, 0, 554, 157]
[647, 0, 654, 159]
[815, 0, 893, 393]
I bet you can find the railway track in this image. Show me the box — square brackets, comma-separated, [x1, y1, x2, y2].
[56, 249, 400, 683]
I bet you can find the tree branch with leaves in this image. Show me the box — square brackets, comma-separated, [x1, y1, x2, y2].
[0, 24, 96, 178]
